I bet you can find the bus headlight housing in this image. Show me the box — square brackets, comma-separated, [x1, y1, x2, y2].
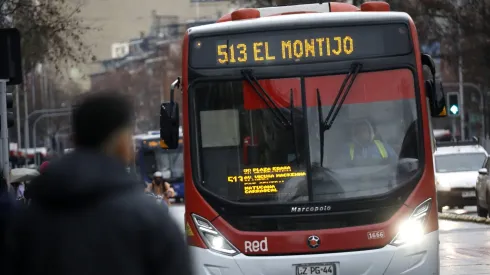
[390, 198, 432, 246]
[191, 214, 239, 256]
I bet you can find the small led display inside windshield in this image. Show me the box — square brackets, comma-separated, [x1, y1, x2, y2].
[190, 24, 411, 68]
[228, 165, 306, 195]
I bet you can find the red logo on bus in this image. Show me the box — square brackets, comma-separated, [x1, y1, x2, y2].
[307, 235, 320, 248]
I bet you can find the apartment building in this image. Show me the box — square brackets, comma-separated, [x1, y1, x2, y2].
[80, 0, 232, 60]
[70, 0, 233, 89]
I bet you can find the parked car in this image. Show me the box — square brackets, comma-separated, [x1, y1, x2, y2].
[434, 139, 487, 212]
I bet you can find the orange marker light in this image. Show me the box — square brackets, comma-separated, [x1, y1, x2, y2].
[361, 1, 390, 12]
[231, 8, 260, 21]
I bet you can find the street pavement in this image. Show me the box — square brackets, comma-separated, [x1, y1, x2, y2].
[442, 205, 478, 216]
[439, 220, 490, 274]
[169, 204, 490, 274]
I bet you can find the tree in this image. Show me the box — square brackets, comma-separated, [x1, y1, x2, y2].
[443, 0, 490, 86]
[88, 40, 182, 134]
[0, 0, 94, 74]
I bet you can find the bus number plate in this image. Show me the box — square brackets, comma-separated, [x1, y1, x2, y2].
[462, 191, 475, 198]
[296, 263, 335, 275]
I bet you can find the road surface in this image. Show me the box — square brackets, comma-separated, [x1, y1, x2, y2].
[443, 205, 478, 216]
[169, 204, 490, 274]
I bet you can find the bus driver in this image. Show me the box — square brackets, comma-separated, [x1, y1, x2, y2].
[345, 120, 397, 163]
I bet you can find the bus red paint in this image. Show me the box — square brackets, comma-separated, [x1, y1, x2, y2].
[160, 2, 447, 275]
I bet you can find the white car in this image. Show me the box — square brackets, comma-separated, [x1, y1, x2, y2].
[434, 140, 488, 212]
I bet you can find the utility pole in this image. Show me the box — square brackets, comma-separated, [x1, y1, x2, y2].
[0, 81, 9, 181]
[458, 54, 465, 140]
[15, 85, 21, 150]
[445, 82, 484, 140]
[457, 0, 465, 140]
[24, 75, 30, 165]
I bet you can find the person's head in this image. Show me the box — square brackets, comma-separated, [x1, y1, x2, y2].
[153, 171, 163, 185]
[72, 91, 135, 165]
[351, 120, 374, 144]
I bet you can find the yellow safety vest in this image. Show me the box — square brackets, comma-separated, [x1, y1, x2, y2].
[349, 140, 388, 160]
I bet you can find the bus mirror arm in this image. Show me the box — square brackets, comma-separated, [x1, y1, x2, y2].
[160, 77, 181, 150]
[169, 77, 181, 107]
[421, 54, 447, 118]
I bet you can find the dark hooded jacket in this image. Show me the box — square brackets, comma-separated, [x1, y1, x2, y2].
[4, 150, 191, 275]
[0, 179, 17, 268]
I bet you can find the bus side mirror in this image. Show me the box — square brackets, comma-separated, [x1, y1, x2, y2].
[160, 103, 179, 149]
[160, 78, 181, 149]
[421, 53, 447, 117]
[427, 79, 447, 117]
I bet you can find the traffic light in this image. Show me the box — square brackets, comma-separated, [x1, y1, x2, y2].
[6, 92, 14, 128]
[447, 92, 460, 116]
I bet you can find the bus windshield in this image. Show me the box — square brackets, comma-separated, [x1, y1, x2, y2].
[192, 69, 421, 203]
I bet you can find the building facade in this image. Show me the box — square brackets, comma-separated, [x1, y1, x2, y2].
[72, 0, 234, 89]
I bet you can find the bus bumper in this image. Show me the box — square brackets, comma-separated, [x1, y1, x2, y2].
[189, 230, 439, 275]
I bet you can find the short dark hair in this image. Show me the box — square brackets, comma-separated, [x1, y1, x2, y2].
[72, 91, 134, 149]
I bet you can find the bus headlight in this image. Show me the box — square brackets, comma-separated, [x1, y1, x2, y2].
[390, 198, 432, 246]
[191, 214, 239, 256]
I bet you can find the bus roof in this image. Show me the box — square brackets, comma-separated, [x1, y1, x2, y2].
[188, 12, 411, 38]
[253, 3, 332, 16]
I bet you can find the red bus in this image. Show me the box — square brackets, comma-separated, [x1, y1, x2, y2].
[160, 2, 447, 274]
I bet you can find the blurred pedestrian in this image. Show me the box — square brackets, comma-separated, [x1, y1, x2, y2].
[0, 176, 16, 268]
[4, 91, 191, 275]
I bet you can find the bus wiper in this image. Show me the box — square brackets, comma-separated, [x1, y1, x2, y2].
[316, 88, 325, 166]
[322, 63, 363, 130]
[290, 88, 300, 165]
[317, 63, 362, 166]
[241, 69, 292, 128]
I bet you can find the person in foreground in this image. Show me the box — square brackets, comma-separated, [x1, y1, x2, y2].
[4, 92, 192, 275]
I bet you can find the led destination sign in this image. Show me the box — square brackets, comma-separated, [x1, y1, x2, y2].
[227, 165, 306, 195]
[190, 24, 412, 68]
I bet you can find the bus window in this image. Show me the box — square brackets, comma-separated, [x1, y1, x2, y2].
[304, 69, 420, 201]
[193, 78, 307, 201]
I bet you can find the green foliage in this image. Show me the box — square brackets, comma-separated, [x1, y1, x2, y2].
[233, 0, 490, 86]
[0, 0, 94, 73]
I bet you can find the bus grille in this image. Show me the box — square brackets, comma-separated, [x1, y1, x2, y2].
[221, 205, 399, 232]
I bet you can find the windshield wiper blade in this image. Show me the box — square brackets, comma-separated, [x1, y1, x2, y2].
[241, 69, 292, 128]
[290, 88, 300, 165]
[316, 88, 324, 166]
[323, 63, 363, 130]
